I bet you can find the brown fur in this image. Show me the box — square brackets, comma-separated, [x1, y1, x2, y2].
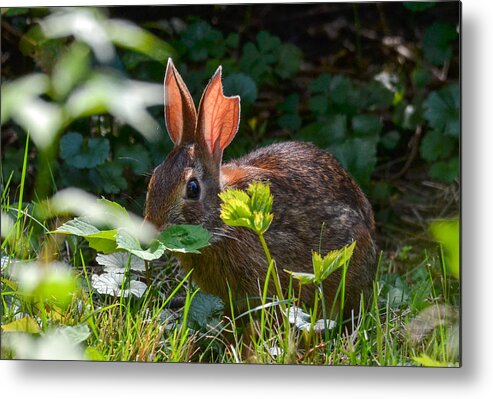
[145, 60, 377, 320]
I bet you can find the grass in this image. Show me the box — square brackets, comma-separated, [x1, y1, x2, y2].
[0, 145, 460, 366]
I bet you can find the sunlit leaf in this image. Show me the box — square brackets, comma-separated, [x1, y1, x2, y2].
[66, 74, 163, 141]
[54, 217, 101, 236]
[95, 252, 146, 273]
[220, 181, 273, 234]
[11, 261, 77, 309]
[91, 272, 147, 297]
[413, 354, 448, 367]
[48, 189, 157, 244]
[116, 229, 165, 261]
[105, 19, 175, 63]
[52, 41, 91, 99]
[430, 219, 459, 279]
[1, 316, 41, 334]
[284, 270, 316, 285]
[40, 8, 115, 62]
[86, 230, 118, 253]
[287, 305, 337, 332]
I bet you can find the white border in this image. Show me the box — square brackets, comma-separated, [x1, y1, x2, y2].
[2, 0, 492, 398]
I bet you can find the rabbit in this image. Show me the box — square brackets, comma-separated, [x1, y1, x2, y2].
[145, 58, 377, 320]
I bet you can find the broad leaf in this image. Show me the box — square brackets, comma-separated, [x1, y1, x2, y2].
[86, 230, 118, 253]
[187, 291, 224, 330]
[1, 316, 41, 334]
[91, 272, 147, 297]
[158, 224, 212, 254]
[116, 229, 165, 261]
[424, 84, 459, 137]
[54, 217, 100, 236]
[95, 251, 146, 272]
[430, 219, 459, 279]
[60, 132, 110, 169]
[223, 73, 258, 104]
[284, 271, 316, 285]
[422, 22, 457, 66]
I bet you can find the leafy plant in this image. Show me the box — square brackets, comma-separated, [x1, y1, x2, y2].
[421, 83, 460, 182]
[52, 199, 212, 260]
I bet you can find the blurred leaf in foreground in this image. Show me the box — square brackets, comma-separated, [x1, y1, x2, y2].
[430, 219, 459, 279]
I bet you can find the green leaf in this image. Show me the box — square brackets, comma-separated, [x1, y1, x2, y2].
[351, 114, 382, 137]
[308, 95, 329, 117]
[297, 115, 347, 146]
[86, 230, 118, 254]
[180, 21, 225, 62]
[240, 42, 268, 81]
[52, 42, 90, 99]
[96, 252, 146, 272]
[60, 132, 110, 169]
[276, 43, 302, 79]
[106, 19, 175, 64]
[279, 94, 300, 114]
[411, 66, 431, 88]
[317, 241, 356, 283]
[219, 181, 273, 234]
[247, 181, 273, 214]
[380, 130, 400, 150]
[308, 74, 331, 95]
[429, 157, 459, 183]
[34, 266, 78, 309]
[54, 217, 100, 236]
[424, 84, 459, 137]
[1, 316, 41, 334]
[329, 137, 378, 188]
[284, 271, 316, 285]
[158, 224, 212, 254]
[53, 212, 121, 253]
[2, 8, 30, 16]
[430, 219, 459, 279]
[422, 22, 458, 66]
[92, 163, 128, 194]
[278, 114, 302, 131]
[116, 229, 165, 261]
[257, 31, 281, 62]
[420, 130, 455, 162]
[413, 354, 448, 367]
[403, 2, 436, 12]
[223, 73, 258, 104]
[187, 291, 224, 330]
[115, 144, 151, 175]
[226, 32, 239, 49]
[59, 324, 91, 345]
[278, 94, 302, 130]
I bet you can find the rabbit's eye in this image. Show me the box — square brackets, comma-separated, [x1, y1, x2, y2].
[186, 178, 200, 200]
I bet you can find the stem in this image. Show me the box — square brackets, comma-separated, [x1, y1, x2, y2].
[319, 283, 330, 347]
[16, 133, 30, 251]
[258, 232, 284, 302]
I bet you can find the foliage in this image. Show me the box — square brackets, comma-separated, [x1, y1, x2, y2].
[219, 180, 273, 235]
[53, 199, 212, 259]
[1, 4, 459, 366]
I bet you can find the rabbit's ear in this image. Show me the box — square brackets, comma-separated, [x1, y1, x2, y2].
[196, 66, 240, 164]
[164, 58, 197, 146]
